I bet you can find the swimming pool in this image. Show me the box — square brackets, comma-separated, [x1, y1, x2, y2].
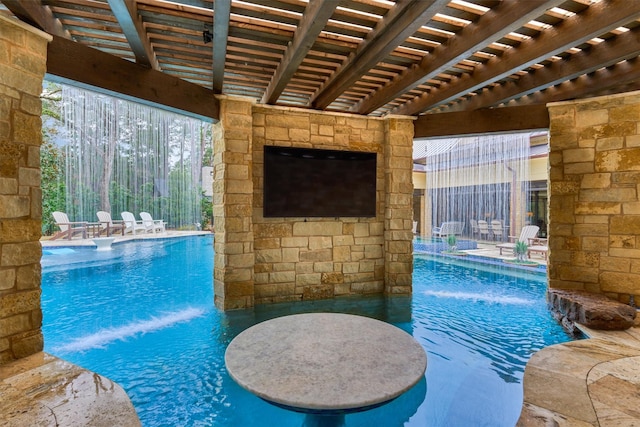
[41, 235, 574, 426]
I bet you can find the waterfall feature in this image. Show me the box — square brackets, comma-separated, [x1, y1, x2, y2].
[60, 85, 211, 229]
[420, 133, 533, 239]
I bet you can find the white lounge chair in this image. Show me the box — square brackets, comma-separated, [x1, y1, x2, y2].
[96, 211, 125, 236]
[52, 211, 87, 240]
[490, 220, 504, 241]
[496, 225, 540, 255]
[140, 212, 166, 234]
[121, 211, 146, 235]
[432, 221, 464, 238]
[477, 220, 490, 240]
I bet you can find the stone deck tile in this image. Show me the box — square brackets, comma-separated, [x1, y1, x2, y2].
[0, 352, 140, 427]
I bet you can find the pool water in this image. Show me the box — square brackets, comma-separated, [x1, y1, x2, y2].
[41, 236, 574, 426]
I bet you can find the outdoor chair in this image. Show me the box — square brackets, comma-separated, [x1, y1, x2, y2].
[496, 225, 540, 255]
[96, 211, 125, 236]
[121, 211, 147, 235]
[477, 220, 490, 240]
[140, 212, 166, 234]
[470, 219, 479, 238]
[51, 211, 87, 240]
[432, 221, 464, 238]
[490, 220, 504, 241]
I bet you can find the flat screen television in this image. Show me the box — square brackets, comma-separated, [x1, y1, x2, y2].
[263, 146, 377, 218]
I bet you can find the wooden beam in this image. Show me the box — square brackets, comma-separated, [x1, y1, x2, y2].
[413, 105, 549, 138]
[440, 26, 640, 112]
[46, 35, 219, 122]
[310, 0, 449, 110]
[107, 0, 160, 70]
[2, 0, 70, 38]
[354, 0, 562, 115]
[261, 0, 338, 105]
[394, 0, 640, 116]
[212, 0, 231, 93]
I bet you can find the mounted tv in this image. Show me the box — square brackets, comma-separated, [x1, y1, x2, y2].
[263, 146, 377, 218]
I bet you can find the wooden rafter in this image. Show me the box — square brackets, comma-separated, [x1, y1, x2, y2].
[393, 0, 640, 116]
[261, 0, 338, 105]
[107, 0, 159, 70]
[212, 0, 231, 93]
[310, 0, 450, 110]
[2, 0, 70, 38]
[353, 0, 564, 115]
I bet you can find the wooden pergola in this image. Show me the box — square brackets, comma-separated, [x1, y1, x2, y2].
[2, 0, 639, 136]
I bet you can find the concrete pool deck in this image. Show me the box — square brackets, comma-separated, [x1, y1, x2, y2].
[4, 233, 633, 426]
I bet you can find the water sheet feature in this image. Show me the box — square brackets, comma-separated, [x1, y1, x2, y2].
[58, 85, 211, 228]
[417, 133, 533, 238]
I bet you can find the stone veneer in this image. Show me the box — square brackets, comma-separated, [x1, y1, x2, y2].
[213, 97, 414, 309]
[548, 91, 640, 303]
[0, 16, 51, 364]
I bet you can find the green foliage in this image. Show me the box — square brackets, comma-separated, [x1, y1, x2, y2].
[40, 139, 65, 234]
[515, 240, 528, 254]
[446, 234, 457, 247]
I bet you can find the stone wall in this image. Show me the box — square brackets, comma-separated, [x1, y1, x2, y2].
[548, 92, 640, 303]
[0, 17, 51, 364]
[213, 99, 414, 309]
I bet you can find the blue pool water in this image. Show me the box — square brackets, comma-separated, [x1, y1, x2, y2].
[41, 236, 574, 426]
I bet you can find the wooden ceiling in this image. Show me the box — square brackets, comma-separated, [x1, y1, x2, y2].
[2, 0, 640, 135]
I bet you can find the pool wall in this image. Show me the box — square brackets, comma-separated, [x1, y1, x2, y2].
[212, 99, 416, 309]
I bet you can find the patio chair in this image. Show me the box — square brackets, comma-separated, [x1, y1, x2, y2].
[96, 211, 125, 236]
[140, 212, 166, 234]
[490, 220, 504, 241]
[496, 225, 540, 255]
[121, 211, 146, 235]
[51, 211, 87, 240]
[477, 220, 490, 240]
[432, 221, 464, 238]
[470, 219, 479, 238]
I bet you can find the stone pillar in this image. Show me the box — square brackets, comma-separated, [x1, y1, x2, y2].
[548, 91, 640, 303]
[384, 116, 415, 294]
[0, 17, 51, 364]
[212, 96, 255, 309]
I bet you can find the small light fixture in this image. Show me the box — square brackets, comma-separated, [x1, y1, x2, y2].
[203, 29, 213, 44]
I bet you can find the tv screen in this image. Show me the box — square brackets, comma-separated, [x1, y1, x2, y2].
[263, 146, 377, 218]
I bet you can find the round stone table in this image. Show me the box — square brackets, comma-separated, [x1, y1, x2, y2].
[225, 313, 427, 426]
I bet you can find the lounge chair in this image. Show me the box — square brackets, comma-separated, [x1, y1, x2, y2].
[528, 238, 549, 260]
[96, 211, 125, 236]
[477, 220, 490, 240]
[432, 221, 464, 238]
[496, 225, 540, 255]
[140, 212, 166, 234]
[470, 219, 479, 238]
[490, 220, 504, 241]
[51, 211, 87, 240]
[121, 211, 146, 235]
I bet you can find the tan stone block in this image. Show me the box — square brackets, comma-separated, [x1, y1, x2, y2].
[0, 289, 40, 317]
[358, 260, 375, 272]
[222, 267, 253, 283]
[558, 265, 599, 283]
[610, 247, 640, 259]
[574, 202, 620, 215]
[570, 251, 599, 267]
[313, 261, 333, 273]
[321, 272, 343, 285]
[353, 223, 369, 237]
[0, 195, 29, 218]
[0, 242, 40, 266]
[0, 177, 17, 195]
[600, 256, 631, 272]
[549, 130, 579, 150]
[11, 331, 43, 359]
[295, 262, 314, 274]
[623, 202, 640, 214]
[342, 262, 359, 274]
[282, 247, 299, 262]
[289, 128, 310, 142]
[611, 216, 640, 234]
[610, 104, 640, 122]
[293, 221, 341, 236]
[270, 271, 295, 283]
[609, 234, 635, 248]
[351, 280, 383, 294]
[254, 272, 269, 284]
[627, 134, 640, 148]
[254, 238, 280, 250]
[580, 173, 610, 189]
[272, 262, 294, 272]
[600, 271, 640, 294]
[581, 188, 636, 203]
[596, 136, 624, 151]
[309, 135, 334, 144]
[563, 148, 594, 163]
[333, 245, 351, 262]
[369, 222, 384, 236]
[302, 284, 333, 300]
[364, 244, 382, 259]
[0, 313, 31, 337]
[296, 273, 321, 285]
[255, 249, 282, 263]
[333, 235, 354, 246]
[0, 267, 15, 290]
[309, 236, 332, 250]
[254, 223, 292, 238]
[228, 253, 254, 268]
[299, 248, 332, 262]
[281, 236, 308, 247]
[354, 236, 383, 246]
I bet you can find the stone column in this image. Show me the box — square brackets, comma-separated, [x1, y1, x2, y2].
[212, 96, 255, 309]
[548, 91, 640, 302]
[384, 116, 415, 294]
[0, 17, 51, 364]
